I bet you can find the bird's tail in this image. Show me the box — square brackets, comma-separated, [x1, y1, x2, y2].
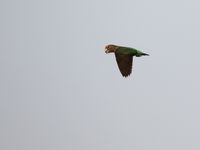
[142, 53, 149, 56]
[136, 52, 149, 57]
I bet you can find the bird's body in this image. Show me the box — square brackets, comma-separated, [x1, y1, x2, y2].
[105, 44, 149, 77]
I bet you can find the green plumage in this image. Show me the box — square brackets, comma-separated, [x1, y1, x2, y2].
[116, 47, 138, 55]
[116, 47, 146, 56]
[105, 45, 149, 77]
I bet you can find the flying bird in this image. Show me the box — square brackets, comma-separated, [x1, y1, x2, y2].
[105, 44, 149, 77]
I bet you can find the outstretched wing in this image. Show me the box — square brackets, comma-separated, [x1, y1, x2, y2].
[115, 53, 133, 77]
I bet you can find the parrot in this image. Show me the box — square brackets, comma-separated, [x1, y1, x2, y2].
[105, 44, 149, 77]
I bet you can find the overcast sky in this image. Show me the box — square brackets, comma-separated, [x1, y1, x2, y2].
[1, 0, 200, 150]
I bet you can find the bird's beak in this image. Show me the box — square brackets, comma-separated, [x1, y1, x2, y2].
[105, 48, 108, 53]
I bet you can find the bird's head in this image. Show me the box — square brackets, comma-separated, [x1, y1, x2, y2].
[105, 45, 117, 53]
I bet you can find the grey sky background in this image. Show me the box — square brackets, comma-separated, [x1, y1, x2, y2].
[1, 0, 200, 150]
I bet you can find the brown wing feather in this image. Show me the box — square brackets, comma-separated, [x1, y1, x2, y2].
[115, 53, 133, 77]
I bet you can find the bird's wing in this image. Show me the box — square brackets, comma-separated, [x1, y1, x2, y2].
[115, 53, 133, 77]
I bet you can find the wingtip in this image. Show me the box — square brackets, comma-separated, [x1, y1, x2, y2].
[122, 73, 131, 77]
